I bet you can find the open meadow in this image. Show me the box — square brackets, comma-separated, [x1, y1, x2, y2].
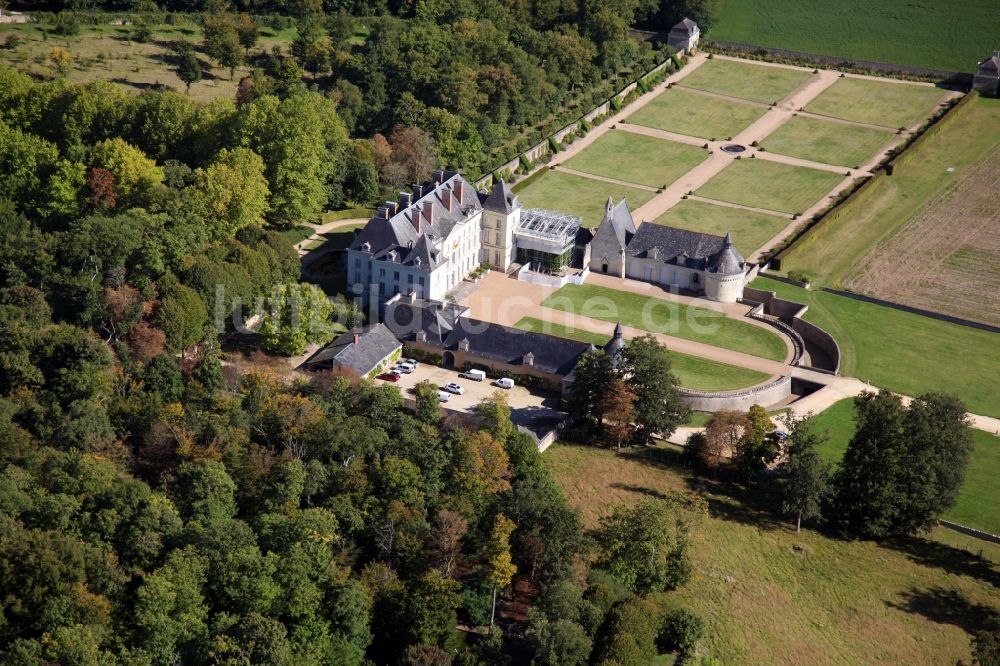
[695, 159, 843, 215]
[653, 199, 789, 257]
[679, 57, 812, 104]
[843, 145, 1000, 327]
[541, 283, 789, 361]
[752, 276, 1000, 418]
[0, 19, 350, 103]
[627, 87, 767, 140]
[778, 95, 1000, 289]
[804, 77, 948, 129]
[808, 398, 1000, 535]
[513, 169, 655, 227]
[512, 316, 772, 391]
[560, 129, 707, 188]
[760, 114, 895, 167]
[545, 442, 999, 664]
[710, 0, 1000, 72]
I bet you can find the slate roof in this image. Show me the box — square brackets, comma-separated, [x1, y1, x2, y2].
[385, 297, 591, 376]
[626, 224, 744, 275]
[671, 18, 698, 35]
[604, 321, 626, 365]
[593, 197, 636, 251]
[349, 171, 482, 272]
[306, 323, 401, 375]
[977, 53, 1000, 74]
[483, 179, 519, 214]
[441, 318, 593, 375]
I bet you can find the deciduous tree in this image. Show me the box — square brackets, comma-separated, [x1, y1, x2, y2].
[776, 416, 831, 533]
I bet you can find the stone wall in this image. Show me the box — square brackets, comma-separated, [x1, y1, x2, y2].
[680, 375, 792, 412]
[792, 318, 841, 374]
[742, 286, 807, 319]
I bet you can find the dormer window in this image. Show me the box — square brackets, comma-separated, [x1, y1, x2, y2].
[361, 242, 371, 252]
[388, 250, 398, 262]
[414, 257, 422, 266]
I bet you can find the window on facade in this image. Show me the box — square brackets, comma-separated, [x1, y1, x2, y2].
[407, 274, 413, 284]
[394, 286, 399, 294]
[379, 268, 385, 277]
[379, 283, 385, 294]
[418, 276, 425, 286]
[393, 271, 399, 281]
[495, 232, 500, 244]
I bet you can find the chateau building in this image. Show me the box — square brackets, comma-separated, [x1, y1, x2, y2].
[348, 170, 588, 307]
[589, 197, 750, 302]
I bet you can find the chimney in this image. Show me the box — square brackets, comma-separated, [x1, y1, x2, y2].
[353, 333, 360, 345]
[453, 183, 463, 204]
[410, 210, 421, 233]
[422, 201, 434, 225]
[441, 189, 452, 211]
[385, 201, 398, 216]
[412, 183, 423, 198]
[398, 191, 413, 209]
[377, 206, 389, 219]
[432, 169, 445, 185]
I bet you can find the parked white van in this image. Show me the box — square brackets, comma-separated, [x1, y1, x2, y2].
[493, 378, 514, 389]
[459, 369, 486, 382]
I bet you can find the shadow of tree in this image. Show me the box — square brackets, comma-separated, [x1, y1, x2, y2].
[883, 536, 1000, 589]
[887, 586, 1000, 635]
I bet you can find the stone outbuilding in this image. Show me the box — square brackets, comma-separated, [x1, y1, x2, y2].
[304, 323, 402, 378]
[667, 18, 700, 55]
[974, 52, 1000, 97]
[588, 197, 636, 278]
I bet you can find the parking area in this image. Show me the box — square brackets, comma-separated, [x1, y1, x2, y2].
[377, 363, 566, 430]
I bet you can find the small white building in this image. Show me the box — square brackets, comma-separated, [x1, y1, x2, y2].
[667, 18, 700, 55]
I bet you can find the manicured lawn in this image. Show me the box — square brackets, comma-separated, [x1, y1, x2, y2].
[653, 199, 789, 257]
[808, 398, 1000, 534]
[513, 170, 656, 228]
[545, 442, 998, 664]
[695, 159, 843, 214]
[780, 96, 1000, 287]
[710, 0, 999, 73]
[278, 225, 314, 246]
[759, 115, 895, 167]
[680, 58, 812, 105]
[541, 283, 788, 361]
[751, 276, 1000, 418]
[561, 130, 708, 189]
[513, 317, 772, 391]
[804, 78, 946, 129]
[318, 224, 365, 250]
[627, 87, 767, 141]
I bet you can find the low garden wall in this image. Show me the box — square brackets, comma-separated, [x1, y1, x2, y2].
[791, 318, 841, 375]
[742, 285, 842, 374]
[680, 375, 792, 412]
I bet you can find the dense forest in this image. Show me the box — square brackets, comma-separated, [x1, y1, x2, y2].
[0, 62, 712, 664]
[2, 0, 719, 180]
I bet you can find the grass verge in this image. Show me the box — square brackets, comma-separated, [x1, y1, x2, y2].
[541, 283, 788, 361]
[513, 317, 772, 391]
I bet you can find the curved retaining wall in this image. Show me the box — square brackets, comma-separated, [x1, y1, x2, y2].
[680, 375, 792, 412]
[792, 318, 841, 374]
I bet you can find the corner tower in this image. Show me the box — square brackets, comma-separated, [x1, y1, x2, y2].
[481, 179, 521, 271]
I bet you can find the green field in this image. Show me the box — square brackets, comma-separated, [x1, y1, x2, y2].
[760, 115, 895, 167]
[546, 442, 999, 664]
[542, 283, 789, 361]
[809, 398, 1000, 534]
[711, 0, 999, 73]
[561, 130, 708, 188]
[653, 199, 789, 257]
[751, 277, 1000, 418]
[627, 87, 767, 140]
[780, 96, 1000, 286]
[696, 159, 843, 214]
[513, 170, 655, 227]
[804, 78, 946, 129]
[513, 316, 772, 391]
[679, 58, 813, 104]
